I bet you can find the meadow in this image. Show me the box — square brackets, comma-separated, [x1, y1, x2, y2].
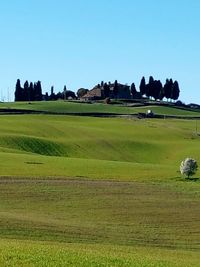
[0, 107, 199, 266]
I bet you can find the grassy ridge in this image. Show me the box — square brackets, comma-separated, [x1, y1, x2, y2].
[1, 100, 200, 116]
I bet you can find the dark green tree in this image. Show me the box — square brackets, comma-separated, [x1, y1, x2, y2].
[172, 81, 180, 101]
[164, 79, 173, 100]
[130, 83, 137, 98]
[65, 90, 76, 99]
[63, 85, 67, 100]
[29, 82, 34, 101]
[139, 76, 146, 96]
[15, 79, 24, 101]
[159, 86, 165, 101]
[24, 80, 29, 101]
[153, 80, 163, 100]
[103, 82, 110, 98]
[146, 76, 154, 98]
[34, 81, 42, 101]
[77, 88, 89, 98]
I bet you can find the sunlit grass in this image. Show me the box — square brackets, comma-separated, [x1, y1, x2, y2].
[1, 100, 200, 116]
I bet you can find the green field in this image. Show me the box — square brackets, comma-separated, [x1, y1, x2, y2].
[0, 112, 199, 266]
[1, 100, 200, 116]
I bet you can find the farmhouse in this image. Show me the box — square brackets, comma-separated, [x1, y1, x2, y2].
[82, 82, 131, 100]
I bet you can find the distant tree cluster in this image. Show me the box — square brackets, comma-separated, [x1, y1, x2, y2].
[15, 79, 42, 101]
[14, 76, 180, 102]
[45, 86, 76, 101]
[14, 79, 76, 102]
[93, 77, 180, 101]
[139, 76, 180, 101]
[94, 80, 131, 99]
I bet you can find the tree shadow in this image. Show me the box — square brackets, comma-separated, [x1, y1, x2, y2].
[173, 176, 199, 182]
[185, 177, 199, 182]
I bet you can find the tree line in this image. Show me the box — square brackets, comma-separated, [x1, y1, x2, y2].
[87, 76, 180, 101]
[15, 79, 43, 101]
[135, 76, 180, 101]
[14, 79, 75, 101]
[14, 76, 180, 102]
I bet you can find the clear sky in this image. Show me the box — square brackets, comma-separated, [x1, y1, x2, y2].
[0, 0, 200, 103]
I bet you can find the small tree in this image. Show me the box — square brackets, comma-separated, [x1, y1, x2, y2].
[180, 158, 198, 179]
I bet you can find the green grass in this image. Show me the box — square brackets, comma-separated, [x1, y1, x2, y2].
[0, 179, 199, 266]
[0, 179, 199, 249]
[1, 100, 200, 116]
[0, 113, 199, 266]
[0, 115, 199, 180]
[0, 239, 200, 267]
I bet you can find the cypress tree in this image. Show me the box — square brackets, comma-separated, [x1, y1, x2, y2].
[172, 81, 180, 101]
[164, 79, 173, 100]
[34, 81, 42, 101]
[159, 86, 165, 101]
[103, 82, 110, 98]
[24, 80, 29, 101]
[113, 80, 118, 98]
[146, 76, 154, 98]
[29, 82, 34, 101]
[153, 80, 162, 100]
[139, 76, 146, 96]
[130, 83, 137, 98]
[63, 85, 67, 100]
[15, 79, 23, 101]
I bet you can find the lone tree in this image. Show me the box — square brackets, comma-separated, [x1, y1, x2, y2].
[180, 158, 198, 179]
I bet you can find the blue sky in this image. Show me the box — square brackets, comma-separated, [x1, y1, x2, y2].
[0, 0, 200, 103]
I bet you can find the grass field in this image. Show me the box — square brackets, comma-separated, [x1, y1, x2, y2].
[0, 179, 199, 266]
[0, 115, 199, 180]
[0, 113, 199, 266]
[1, 100, 200, 116]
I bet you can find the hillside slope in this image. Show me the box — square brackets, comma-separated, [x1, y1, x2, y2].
[0, 115, 199, 180]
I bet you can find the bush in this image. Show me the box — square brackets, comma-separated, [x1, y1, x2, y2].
[104, 97, 111, 104]
[180, 158, 198, 179]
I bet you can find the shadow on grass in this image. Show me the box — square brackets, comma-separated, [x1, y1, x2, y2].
[185, 177, 199, 182]
[173, 176, 199, 182]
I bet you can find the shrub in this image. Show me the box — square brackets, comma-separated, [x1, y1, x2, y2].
[180, 158, 198, 179]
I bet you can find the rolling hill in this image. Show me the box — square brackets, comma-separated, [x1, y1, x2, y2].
[0, 107, 199, 266]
